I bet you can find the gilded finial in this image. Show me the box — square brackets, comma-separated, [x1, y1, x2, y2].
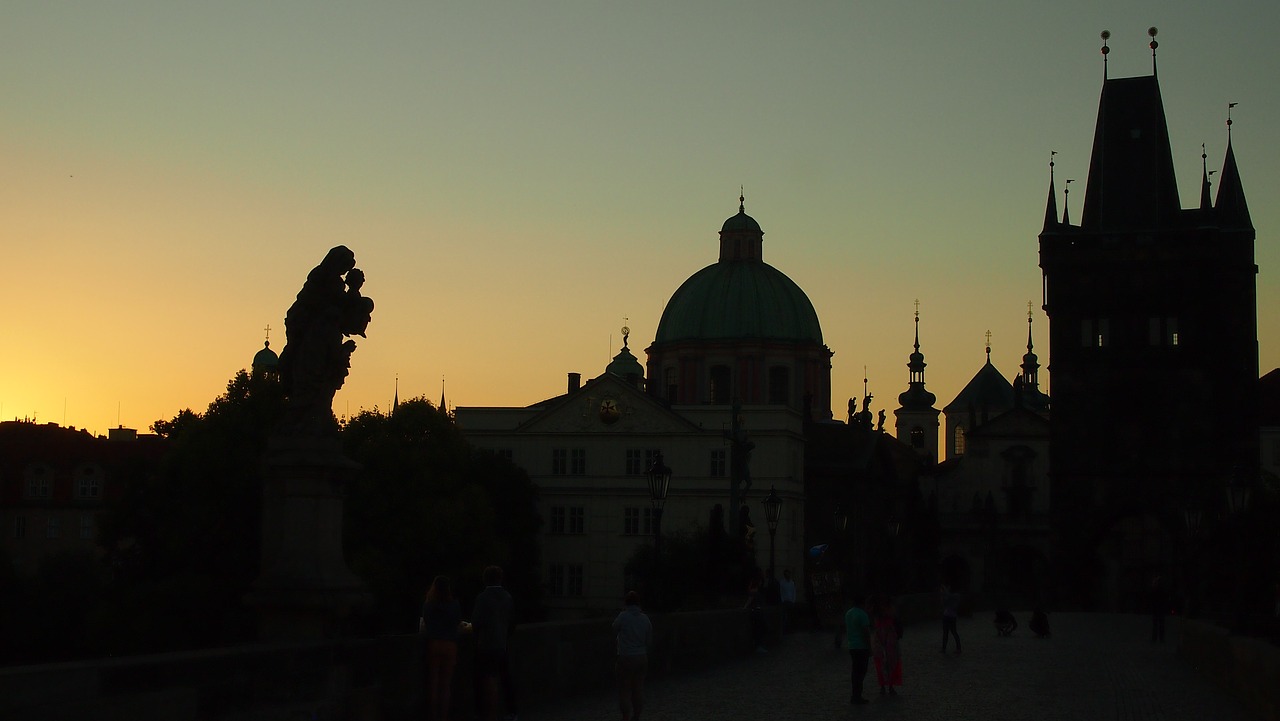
[621, 316, 631, 349]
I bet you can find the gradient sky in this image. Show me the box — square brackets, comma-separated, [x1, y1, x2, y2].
[4, 2, 1277, 443]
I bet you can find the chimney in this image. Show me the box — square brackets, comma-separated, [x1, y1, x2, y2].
[568, 373, 581, 393]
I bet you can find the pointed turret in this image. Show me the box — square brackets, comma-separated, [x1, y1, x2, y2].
[1215, 136, 1252, 230]
[895, 301, 940, 462]
[1020, 308, 1050, 414]
[1042, 158, 1059, 232]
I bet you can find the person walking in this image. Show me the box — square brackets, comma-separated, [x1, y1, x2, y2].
[871, 594, 903, 696]
[613, 591, 653, 721]
[940, 583, 962, 654]
[421, 576, 465, 721]
[472, 565, 519, 721]
[844, 593, 872, 705]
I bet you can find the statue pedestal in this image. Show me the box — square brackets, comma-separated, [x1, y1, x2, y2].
[245, 435, 370, 641]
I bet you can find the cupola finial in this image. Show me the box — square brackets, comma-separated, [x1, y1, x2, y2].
[985, 330, 992, 363]
[1100, 30, 1111, 79]
[1148, 27, 1158, 75]
[739, 186, 745, 213]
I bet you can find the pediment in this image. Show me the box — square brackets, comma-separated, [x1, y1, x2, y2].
[519, 375, 702, 435]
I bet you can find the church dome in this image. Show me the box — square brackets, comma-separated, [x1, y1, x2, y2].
[253, 340, 279, 373]
[654, 261, 823, 344]
[654, 198, 822, 345]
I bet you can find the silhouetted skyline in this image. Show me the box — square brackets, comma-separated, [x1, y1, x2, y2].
[3, 3, 1276, 435]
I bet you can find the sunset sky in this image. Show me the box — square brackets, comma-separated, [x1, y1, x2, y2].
[4, 2, 1277, 441]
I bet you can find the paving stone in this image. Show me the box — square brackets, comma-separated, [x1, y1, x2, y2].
[521, 612, 1260, 721]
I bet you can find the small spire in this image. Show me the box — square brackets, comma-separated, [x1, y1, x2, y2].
[393, 374, 399, 412]
[1063, 179, 1074, 225]
[1042, 152, 1059, 231]
[739, 186, 746, 214]
[1199, 143, 1212, 211]
[984, 330, 992, 364]
[1215, 104, 1252, 229]
[1026, 302, 1035, 352]
[1100, 30, 1111, 80]
[1148, 27, 1159, 76]
[863, 366, 869, 399]
[913, 299, 921, 352]
[440, 375, 447, 412]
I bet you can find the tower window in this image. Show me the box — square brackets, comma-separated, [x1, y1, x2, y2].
[954, 426, 967, 455]
[709, 365, 731, 404]
[1149, 317, 1180, 347]
[768, 366, 790, 405]
[910, 427, 925, 449]
[664, 368, 677, 402]
[710, 449, 727, 477]
[1081, 318, 1109, 347]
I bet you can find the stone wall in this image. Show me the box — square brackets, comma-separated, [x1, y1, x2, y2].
[1177, 616, 1280, 721]
[0, 608, 754, 721]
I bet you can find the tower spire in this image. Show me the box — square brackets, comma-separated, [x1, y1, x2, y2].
[1063, 179, 1074, 225]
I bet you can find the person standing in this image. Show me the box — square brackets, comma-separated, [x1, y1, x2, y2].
[472, 565, 519, 721]
[871, 594, 903, 696]
[778, 569, 797, 634]
[613, 591, 654, 721]
[845, 593, 872, 705]
[940, 584, 962, 654]
[421, 576, 464, 721]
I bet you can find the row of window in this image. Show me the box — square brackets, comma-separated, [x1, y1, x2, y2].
[549, 448, 729, 477]
[17, 476, 102, 500]
[8, 515, 95, 540]
[1081, 316, 1181, 348]
[547, 505, 671, 536]
[663, 365, 792, 405]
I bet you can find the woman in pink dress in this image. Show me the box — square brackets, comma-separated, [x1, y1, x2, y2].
[871, 594, 903, 696]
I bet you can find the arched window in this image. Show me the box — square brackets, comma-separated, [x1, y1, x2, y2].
[709, 365, 731, 404]
[664, 367, 678, 402]
[954, 425, 966, 455]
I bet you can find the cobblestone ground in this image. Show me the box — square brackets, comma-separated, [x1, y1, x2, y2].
[521, 613, 1260, 721]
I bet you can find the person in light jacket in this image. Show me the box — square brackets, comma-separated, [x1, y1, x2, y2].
[612, 591, 654, 721]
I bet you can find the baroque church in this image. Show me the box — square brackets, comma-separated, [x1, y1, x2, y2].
[457, 197, 823, 617]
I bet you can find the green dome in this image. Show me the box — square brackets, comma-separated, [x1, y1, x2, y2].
[654, 260, 823, 344]
[721, 210, 762, 234]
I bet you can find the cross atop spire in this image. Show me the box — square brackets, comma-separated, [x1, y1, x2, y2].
[985, 330, 992, 363]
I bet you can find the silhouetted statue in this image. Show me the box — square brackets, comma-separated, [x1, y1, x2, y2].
[847, 398, 857, 424]
[739, 505, 757, 551]
[278, 245, 374, 434]
[877, 409, 886, 432]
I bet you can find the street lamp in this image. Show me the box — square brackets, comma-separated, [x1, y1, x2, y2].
[645, 452, 672, 578]
[762, 486, 783, 578]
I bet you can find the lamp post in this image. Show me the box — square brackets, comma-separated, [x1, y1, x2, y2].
[645, 452, 672, 597]
[762, 486, 783, 578]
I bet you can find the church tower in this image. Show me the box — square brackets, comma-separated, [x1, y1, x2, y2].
[1039, 31, 1258, 603]
[894, 303, 940, 463]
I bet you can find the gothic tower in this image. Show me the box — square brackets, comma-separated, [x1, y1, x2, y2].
[1038, 33, 1258, 605]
